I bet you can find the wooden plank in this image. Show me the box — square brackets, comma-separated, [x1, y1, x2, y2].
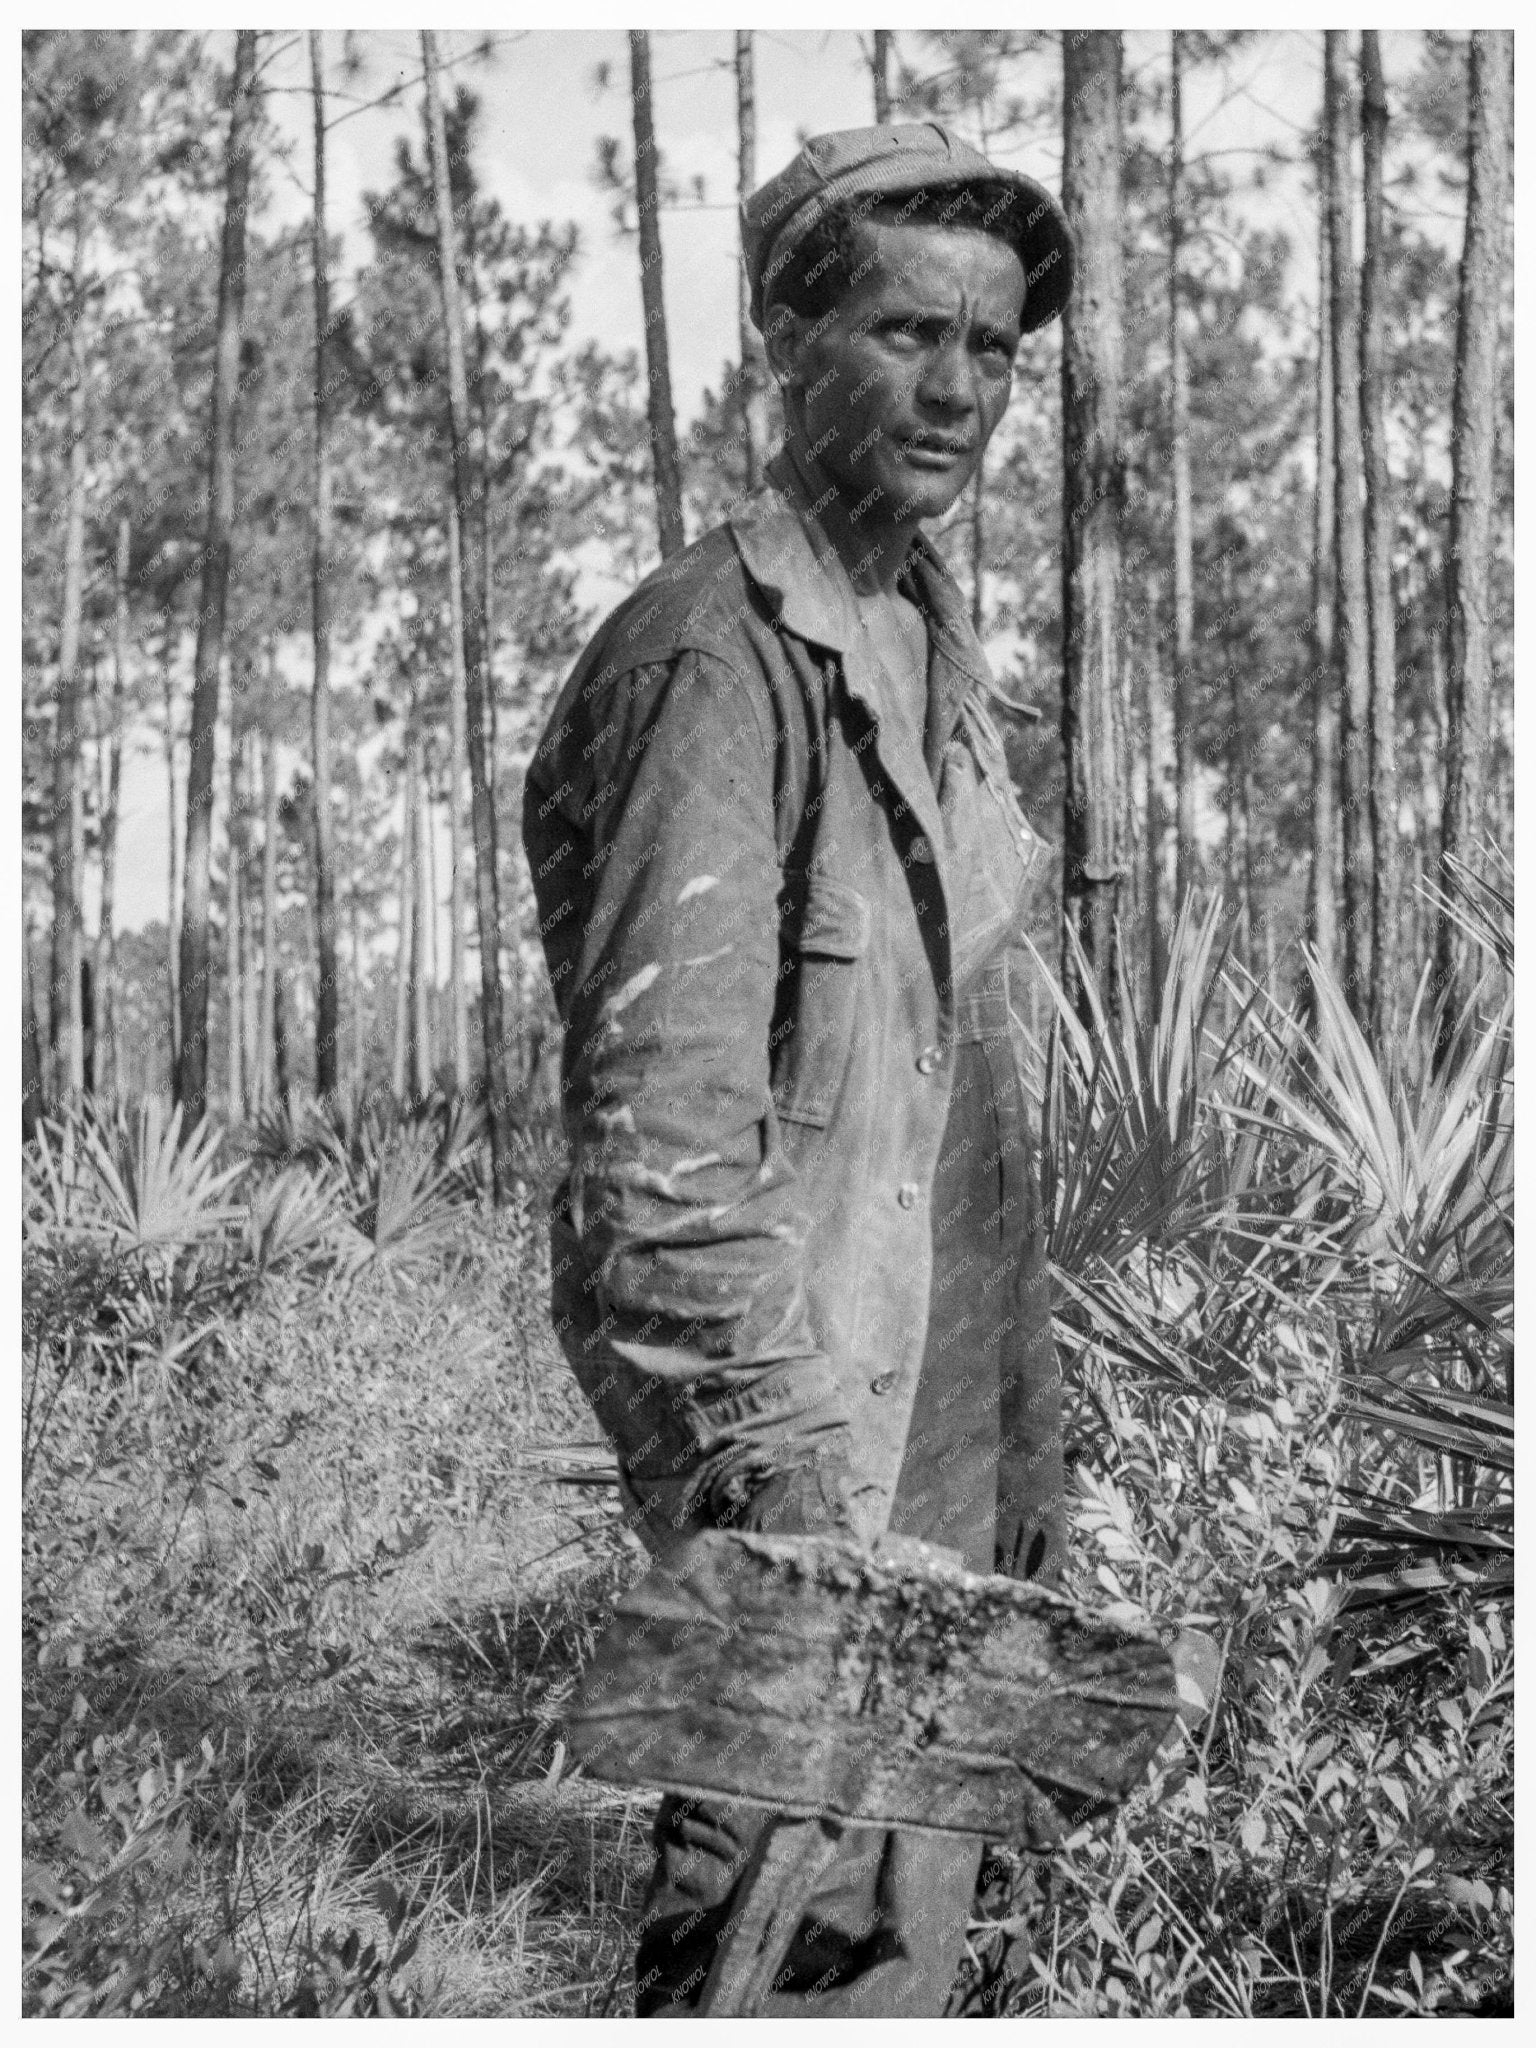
[568, 1531, 1178, 1846]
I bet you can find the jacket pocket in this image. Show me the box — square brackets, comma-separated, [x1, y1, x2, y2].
[772, 873, 871, 1129]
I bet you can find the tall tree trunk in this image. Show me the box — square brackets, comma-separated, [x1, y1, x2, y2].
[177, 27, 258, 1122]
[412, 730, 434, 1099]
[24, 927, 47, 1141]
[735, 31, 765, 494]
[457, 226, 517, 1090]
[1143, 567, 1170, 989]
[1236, 630, 1245, 921]
[422, 30, 514, 1194]
[1120, 590, 1144, 989]
[1359, 31, 1399, 1040]
[425, 772, 440, 1010]
[968, 456, 986, 636]
[273, 966, 290, 1107]
[1428, 600, 1449, 762]
[1219, 553, 1244, 943]
[393, 749, 415, 1102]
[1225, 643, 1254, 949]
[93, 514, 128, 1104]
[1168, 32, 1196, 914]
[1412, 703, 1440, 972]
[446, 496, 470, 1089]
[80, 665, 98, 1100]
[1324, 31, 1372, 1023]
[349, 879, 365, 1098]
[239, 731, 260, 1109]
[162, 643, 182, 1068]
[1415, 618, 1447, 986]
[1060, 31, 1127, 1018]
[1307, 124, 1340, 973]
[308, 30, 340, 1102]
[628, 30, 685, 561]
[225, 750, 244, 1121]
[50, 225, 88, 1111]
[1129, 596, 1149, 978]
[1435, 29, 1512, 1058]
[258, 716, 279, 1114]
[872, 30, 894, 122]
[460, 202, 499, 757]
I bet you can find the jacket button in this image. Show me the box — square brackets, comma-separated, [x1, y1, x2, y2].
[917, 1046, 946, 1074]
[870, 1370, 897, 1396]
[910, 835, 935, 864]
[897, 1182, 919, 1208]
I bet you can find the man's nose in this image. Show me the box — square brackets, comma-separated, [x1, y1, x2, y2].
[915, 335, 977, 416]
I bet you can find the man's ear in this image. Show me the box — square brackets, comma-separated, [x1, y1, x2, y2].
[763, 305, 811, 394]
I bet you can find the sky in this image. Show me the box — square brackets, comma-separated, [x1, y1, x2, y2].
[90, 27, 1444, 940]
[266, 26, 1332, 419]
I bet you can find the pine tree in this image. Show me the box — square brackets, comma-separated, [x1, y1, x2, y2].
[734, 33, 765, 494]
[1168, 31, 1196, 917]
[1307, 114, 1339, 974]
[1360, 31, 1399, 1039]
[1324, 31, 1372, 1023]
[421, 29, 514, 1191]
[1061, 30, 1128, 1013]
[1435, 30, 1512, 1059]
[872, 31, 895, 121]
[308, 30, 340, 1102]
[628, 31, 685, 560]
[91, 514, 129, 1102]
[257, 704, 280, 1113]
[177, 29, 258, 1120]
[50, 234, 88, 1108]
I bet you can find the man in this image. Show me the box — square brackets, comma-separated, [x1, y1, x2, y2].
[524, 123, 1076, 2017]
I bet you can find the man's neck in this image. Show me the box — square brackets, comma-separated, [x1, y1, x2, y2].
[778, 441, 922, 599]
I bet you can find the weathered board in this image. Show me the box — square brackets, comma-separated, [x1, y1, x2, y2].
[567, 1530, 1179, 1846]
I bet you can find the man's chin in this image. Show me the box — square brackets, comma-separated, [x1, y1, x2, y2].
[811, 449, 975, 531]
[886, 465, 972, 524]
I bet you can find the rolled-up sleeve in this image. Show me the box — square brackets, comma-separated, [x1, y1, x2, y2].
[524, 650, 847, 1521]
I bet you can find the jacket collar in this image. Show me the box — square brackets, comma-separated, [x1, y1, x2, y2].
[728, 451, 992, 699]
[727, 454, 860, 652]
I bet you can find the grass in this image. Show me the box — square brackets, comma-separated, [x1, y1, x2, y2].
[23, 1175, 658, 2017]
[22, 870, 1514, 2016]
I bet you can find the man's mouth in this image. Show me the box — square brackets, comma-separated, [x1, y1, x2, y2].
[900, 436, 973, 466]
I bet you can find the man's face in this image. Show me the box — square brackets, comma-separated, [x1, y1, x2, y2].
[771, 213, 1026, 528]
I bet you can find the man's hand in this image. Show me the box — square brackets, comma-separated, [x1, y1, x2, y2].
[703, 1442, 855, 1539]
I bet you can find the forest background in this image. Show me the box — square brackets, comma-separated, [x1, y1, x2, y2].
[20, 25, 1515, 2021]
[23, 25, 1513, 1129]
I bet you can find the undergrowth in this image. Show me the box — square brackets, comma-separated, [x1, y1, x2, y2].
[22, 870, 1513, 2016]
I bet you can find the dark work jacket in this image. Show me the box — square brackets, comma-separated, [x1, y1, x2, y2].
[523, 455, 1050, 1553]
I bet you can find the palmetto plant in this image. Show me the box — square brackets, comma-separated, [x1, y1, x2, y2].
[1001, 874, 1515, 2018]
[1031, 869, 1512, 1610]
[24, 1088, 477, 1403]
[348, 1135, 462, 1282]
[1029, 898, 1347, 1397]
[1423, 845, 1512, 980]
[244, 1164, 357, 1281]
[26, 1101, 246, 1256]
[23, 1104, 254, 1425]
[243, 1088, 477, 1281]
